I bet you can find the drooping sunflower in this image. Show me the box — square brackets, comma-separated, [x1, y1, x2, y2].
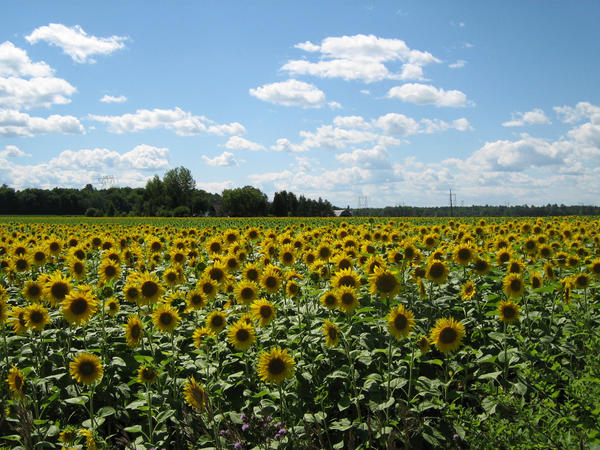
[152, 304, 180, 334]
[124, 314, 144, 347]
[183, 376, 207, 412]
[430, 317, 466, 354]
[336, 286, 359, 314]
[137, 366, 158, 385]
[502, 273, 525, 298]
[25, 303, 50, 331]
[42, 271, 72, 307]
[320, 290, 338, 309]
[9, 306, 28, 334]
[22, 279, 44, 303]
[257, 347, 295, 384]
[415, 334, 431, 354]
[322, 320, 340, 348]
[234, 280, 259, 306]
[285, 279, 301, 299]
[369, 266, 401, 299]
[6, 365, 25, 397]
[192, 326, 215, 348]
[260, 265, 282, 294]
[62, 289, 98, 326]
[387, 304, 415, 340]
[530, 272, 543, 290]
[206, 310, 227, 333]
[461, 280, 476, 301]
[589, 258, 600, 279]
[498, 300, 520, 324]
[227, 320, 255, 351]
[98, 258, 121, 285]
[472, 257, 491, 275]
[425, 259, 449, 285]
[70, 352, 103, 385]
[573, 272, 591, 290]
[137, 272, 165, 305]
[251, 298, 276, 327]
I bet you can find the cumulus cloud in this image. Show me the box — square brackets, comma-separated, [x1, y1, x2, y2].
[502, 108, 551, 127]
[26, 23, 127, 63]
[335, 145, 391, 169]
[554, 102, 600, 123]
[282, 34, 440, 83]
[89, 107, 245, 136]
[270, 138, 308, 153]
[374, 113, 471, 136]
[1, 145, 29, 158]
[100, 94, 127, 103]
[249, 79, 326, 108]
[0, 41, 53, 77]
[299, 125, 380, 150]
[333, 115, 372, 129]
[49, 144, 169, 170]
[202, 151, 238, 167]
[224, 136, 265, 151]
[449, 60, 466, 69]
[387, 83, 469, 107]
[0, 109, 84, 137]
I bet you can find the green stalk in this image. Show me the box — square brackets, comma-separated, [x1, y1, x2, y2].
[407, 344, 415, 401]
[147, 383, 154, 446]
[89, 384, 96, 430]
[503, 321, 509, 382]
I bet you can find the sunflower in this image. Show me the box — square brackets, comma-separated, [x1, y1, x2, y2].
[251, 298, 276, 327]
[331, 267, 361, 289]
[425, 259, 449, 285]
[124, 314, 144, 347]
[364, 255, 387, 275]
[572, 272, 590, 289]
[22, 279, 44, 303]
[98, 258, 121, 285]
[10, 306, 28, 334]
[193, 326, 215, 348]
[589, 258, 600, 279]
[320, 290, 338, 309]
[257, 347, 295, 384]
[387, 304, 415, 340]
[58, 426, 78, 445]
[152, 304, 180, 334]
[502, 273, 525, 298]
[137, 366, 158, 384]
[43, 271, 72, 307]
[461, 280, 476, 301]
[206, 310, 227, 333]
[331, 253, 353, 271]
[0, 299, 7, 326]
[286, 279, 301, 299]
[197, 276, 218, 300]
[30, 246, 48, 266]
[223, 253, 241, 272]
[430, 317, 465, 354]
[183, 376, 207, 412]
[46, 236, 63, 256]
[137, 272, 165, 305]
[242, 263, 261, 283]
[163, 266, 182, 288]
[530, 273, 543, 290]
[322, 320, 340, 347]
[234, 280, 259, 305]
[506, 259, 525, 275]
[543, 262, 556, 280]
[185, 288, 206, 312]
[123, 280, 141, 304]
[227, 320, 255, 351]
[336, 286, 359, 314]
[67, 257, 86, 281]
[453, 244, 475, 266]
[62, 289, 98, 326]
[25, 304, 50, 331]
[316, 243, 332, 262]
[12, 255, 31, 273]
[415, 334, 431, 354]
[6, 366, 25, 397]
[105, 298, 120, 316]
[369, 266, 401, 299]
[260, 265, 282, 294]
[498, 300, 520, 324]
[472, 257, 491, 275]
[70, 352, 103, 385]
[496, 249, 512, 266]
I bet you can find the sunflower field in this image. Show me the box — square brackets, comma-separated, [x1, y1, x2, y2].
[1, 216, 599, 449]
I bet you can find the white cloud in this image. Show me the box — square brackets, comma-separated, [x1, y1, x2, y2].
[283, 34, 440, 83]
[249, 79, 326, 108]
[0, 76, 77, 110]
[387, 83, 469, 107]
[299, 125, 379, 150]
[449, 60, 466, 69]
[49, 144, 169, 170]
[1, 145, 29, 158]
[0, 41, 53, 77]
[328, 101, 342, 109]
[202, 151, 238, 167]
[335, 145, 391, 169]
[333, 115, 372, 129]
[270, 138, 308, 153]
[26, 23, 127, 63]
[375, 113, 420, 136]
[196, 180, 235, 193]
[224, 136, 265, 151]
[502, 108, 551, 127]
[360, 89, 370, 95]
[554, 102, 600, 123]
[0, 109, 84, 137]
[100, 94, 127, 103]
[89, 107, 245, 136]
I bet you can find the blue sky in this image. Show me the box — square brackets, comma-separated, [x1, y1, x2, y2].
[1, 1, 599, 207]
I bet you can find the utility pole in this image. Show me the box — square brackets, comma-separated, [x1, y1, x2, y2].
[449, 189, 456, 217]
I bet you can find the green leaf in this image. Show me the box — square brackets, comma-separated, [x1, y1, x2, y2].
[126, 399, 146, 410]
[111, 356, 127, 367]
[479, 371, 502, 380]
[252, 389, 270, 398]
[64, 396, 87, 405]
[97, 406, 116, 418]
[156, 410, 175, 424]
[330, 418, 353, 432]
[124, 425, 143, 433]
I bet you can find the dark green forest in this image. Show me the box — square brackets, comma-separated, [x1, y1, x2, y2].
[1, 166, 599, 217]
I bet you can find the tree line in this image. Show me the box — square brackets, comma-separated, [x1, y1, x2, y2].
[352, 204, 600, 217]
[0, 166, 335, 217]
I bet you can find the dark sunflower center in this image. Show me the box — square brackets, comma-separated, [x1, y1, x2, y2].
[151, 242, 162, 252]
[104, 265, 117, 277]
[34, 252, 45, 262]
[268, 358, 285, 376]
[27, 284, 41, 297]
[74, 249, 85, 259]
[429, 263, 444, 279]
[202, 283, 214, 295]
[210, 243, 221, 253]
[325, 295, 336, 306]
[141, 281, 158, 298]
[109, 302, 117, 310]
[174, 253, 185, 263]
[457, 249, 471, 261]
[260, 305, 272, 318]
[51, 282, 69, 300]
[79, 361, 95, 377]
[319, 248, 331, 259]
[394, 314, 408, 331]
[246, 269, 258, 281]
[282, 253, 293, 263]
[142, 368, 156, 380]
[14, 375, 23, 390]
[265, 276, 277, 289]
[328, 326, 338, 340]
[465, 285, 474, 295]
[126, 287, 139, 299]
[159, 312, 173, 326]
[241, 287, 254, 300]
[288, 283, 299, 294]
[211, 315, 224, 327]
[404, 247, 415, 259]
[130, 324, 141, 339]
[236, 328, 250, 341]
[166, 272, 177, 282]
[30, 310, 43, 324]
[191, 294, 203, 305]
[499, 253, 510, 263]
[415, 267, 426, 278]
[510, 279, 522, 292]
[503, 306, 516, 319]
[338, 275, 356, 287]
[70, 298, 88, 316]
[73, 262, 84, 274]
[16, 258, 28, 270]
[341, 293, 354, 305]
[509, 263, 520, 274]
[532, 278, 541, 289]
[209, 268, 224, 282]
[439, 327, 457, 344]
[18, 313, 26, 326]
[376, 274, 397, 293]
[49, 242, 60, 252]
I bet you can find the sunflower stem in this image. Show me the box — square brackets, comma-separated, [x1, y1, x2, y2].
[503, 321, 509, 382]
[1, 324, 9, 371]
[385, 335, 393, 402]
[407, 344, 415, 401]
[89, 384, 96, 430]
[146, 383, 154, 446]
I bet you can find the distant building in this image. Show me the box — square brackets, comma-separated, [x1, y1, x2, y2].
[334, 209, 352, 217]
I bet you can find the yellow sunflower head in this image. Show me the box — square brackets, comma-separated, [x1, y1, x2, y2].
[387, 304, 415, 340]
[62, 289, 98, 326]
[320, 290, 338, 309]
[285, 279, 301, 298]
[137, 365, 158, 385]
[70, 352, 103, 385]
[192, 326, 215, 349]
[152, 304, 180, 334]
[425, 259, 449, 285]
[206, 310, 227, 333]
[415, 334, 431, 354]
[124, 314, 144, 347]
[498, 300, 520, 324]
[251, 298, 276, 327]
[369, 266, 401, 299]
[42, 271, 72, 307]
[502, 273, 525, 298]
[22, 279, 44, 303]
[234, 280, 259, 306]
[6, 365, 25, 397]
[322, 320, 340, 348]
[257, 347, 295, 384]
[260, 266, 282, 294]
[227, 320, 255, 351]
[430, 317, 466, 354]
[336, 286, 359, 314]
[460, 280, 476, 301]
[183, 376, 207, 412]
[137, 272, 165, 305]
[25, 303, 50, 331]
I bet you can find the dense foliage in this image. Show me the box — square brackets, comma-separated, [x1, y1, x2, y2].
[0, 216, 599, 449]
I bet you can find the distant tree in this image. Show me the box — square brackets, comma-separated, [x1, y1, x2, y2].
[222, 186, 268, 216]
[163, 166, 195, 209]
